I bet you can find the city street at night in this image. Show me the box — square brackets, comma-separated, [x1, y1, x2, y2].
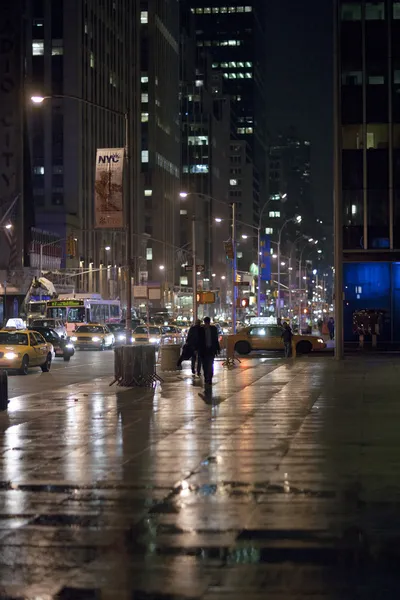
[1, 355, 400, 597]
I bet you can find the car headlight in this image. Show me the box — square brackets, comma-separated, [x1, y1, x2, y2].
[71, 336, 77, 342]
[92, 336, 101, 342]
[149, 337, 160, 344]
[118, 334, 125, 341]
[318, 338, 324, 344]
[4, 352, 18, 360]
[131, 337, 135, 342]
[65, 343, 74, 349]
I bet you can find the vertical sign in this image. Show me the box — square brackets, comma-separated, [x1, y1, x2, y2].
[0, 0, 23, 270]
[94, 148, 124, 228]
[260, 234, 271, 281]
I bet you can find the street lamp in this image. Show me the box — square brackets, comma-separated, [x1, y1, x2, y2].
[105, 246, 111, 252]
[31, 93, 132, 343]
[277, 215, 301, 319]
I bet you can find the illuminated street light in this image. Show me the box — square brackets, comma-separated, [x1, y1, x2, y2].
[221, 275, 226, 280]
[159, 265, 165, 271]
[241, 234, 248, 239]
[31, 95, 45, 104]
[215, 217, 222, 223]
[179, 191, 188, 198]
[105, 246, 111, 251]
[5, 224, 12, 230]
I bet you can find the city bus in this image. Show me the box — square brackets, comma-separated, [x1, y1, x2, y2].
[45, 295, 121, 334]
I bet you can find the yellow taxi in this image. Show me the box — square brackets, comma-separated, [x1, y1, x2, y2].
[132, 326, 162, 346]
[70, 324, 114, 350]
[0, 329, 53, 375]
[231, 324, 326, 355]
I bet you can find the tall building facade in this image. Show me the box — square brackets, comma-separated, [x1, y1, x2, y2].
[140, 0, 181, 296]
[26, 0, 141, 296]
[189, 1, 267, 233]
[338, 0, 400, 341]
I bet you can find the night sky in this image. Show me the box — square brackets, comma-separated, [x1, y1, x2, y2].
[265, 0, 333, 221]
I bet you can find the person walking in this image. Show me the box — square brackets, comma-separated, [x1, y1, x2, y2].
[186, 319, 202, 375]
[198, 316, 220, 388]
[281, 322, 293, 358]
[328, 317, 335, 341]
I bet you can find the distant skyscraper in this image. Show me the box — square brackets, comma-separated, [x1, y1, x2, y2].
[189, 1, 267, 231]
[338, 0, 400, 341]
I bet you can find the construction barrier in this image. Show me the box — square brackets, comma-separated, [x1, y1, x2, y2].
[111, 345, 163, 387]
[160, 344, 181, 372]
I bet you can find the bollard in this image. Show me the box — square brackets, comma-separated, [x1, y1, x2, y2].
[0, 370, 8, 411]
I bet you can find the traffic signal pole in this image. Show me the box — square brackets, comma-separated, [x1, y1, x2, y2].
[232, 202, 237, 334]
[192, 216, 197, 321]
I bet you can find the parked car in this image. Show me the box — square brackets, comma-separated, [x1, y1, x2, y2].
[28, 326, 75, 361]
[30, 318, 67, 339]
[230, 325, 326, 355]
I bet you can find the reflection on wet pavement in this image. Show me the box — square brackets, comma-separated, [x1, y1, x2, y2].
[1, 356, 400, 597]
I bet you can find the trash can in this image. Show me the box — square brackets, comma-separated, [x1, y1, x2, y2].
[0, 370, 8, 411]
[160, 344, 181, 371]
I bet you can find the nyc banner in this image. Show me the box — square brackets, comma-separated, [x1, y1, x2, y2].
[94, 148, 124, 228]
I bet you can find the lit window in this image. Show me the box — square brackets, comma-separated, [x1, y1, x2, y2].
[144, 189, 152, 196]
[33, 18, 44, 27]
[351, 204, 357, 215]
[246, 127, 253, 134]
[195, 80, 203, 87]
[180, 276, 188, 285]
[341, 3, 362, 20]
[188, 135, 208, 145]
[212, 62, 219, 68]
[141, 11, 148, 23]
[342, 70, 362, 85]
[221, 62, 229, 68]
[190, 164, 209, 173]
[204, 7, 211, 13]
[237, 73, 244, 79]
[141, 150, 149, 163]
[269, 211, 281, 218]
[229, 7, 236, 13]
[394, 3, 400, 18]
[245, 72, 252, 78]
[237, 6, 244, 12]
[141, 112, 149, 122]
[229, 73, 237, 79]
[229, 62, 236, 68]
[223, 73, 229, 79]
[32, 40, 44, 55]
[365, 2, 384, 19]
[33, 166, 44, 175]
[265, 227, 274, 234]
[220, 7, 227, 13]
[90, 52, 95, 68]
[245, 6, 252, 11]
[230, 179, 237, 186]
[52, 39, 63, 55]
[245, 61, 252, 68]
[228, 40, 237, 45]
[180, 209, 187, 215]
[368, 75, 384, 85]
[237, 251, 243, 259]
[237, 127, 245, 134]
[195, 7, 203, 13]
[146, 248, 153, 260]
[212, 7, 219, 13]
[237, 62, 244, 68]
[141, 75, 149, 83]
[141, 93, 149, 103]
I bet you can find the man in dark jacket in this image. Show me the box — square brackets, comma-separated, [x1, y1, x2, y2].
[186, 319, 202, 375]
[198, 317, 220, 387]
[281, 322, 293, 358]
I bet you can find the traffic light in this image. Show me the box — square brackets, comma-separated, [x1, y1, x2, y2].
[236, 297, 249, 308]
[224, 240, 234, 260]
[66, 235, 76, 258]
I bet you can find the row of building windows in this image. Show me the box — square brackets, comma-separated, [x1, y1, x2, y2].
[342, 71, 400, 86]
[191, 6, 252, 14]
[33, 166, 63, 175]
[182, 164, 209, 173]
[197, 39, 242, 47]
[342, 124, 400, 149]
[341, 2, 400, 20]
[223, 72, 252, 79]
[32, 39, 63, 56]
[237, 127, 253, 134]
[156, 153, 179, 178]
[212, 61, 252, 68]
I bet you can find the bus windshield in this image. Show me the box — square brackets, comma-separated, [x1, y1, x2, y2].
[47, 307, 67, 321]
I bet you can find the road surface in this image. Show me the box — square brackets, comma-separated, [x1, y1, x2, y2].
[7, 349, 115, 399]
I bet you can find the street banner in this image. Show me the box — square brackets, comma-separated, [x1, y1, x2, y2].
[94, 148, 124, 228]
[260, 234, 271, 281]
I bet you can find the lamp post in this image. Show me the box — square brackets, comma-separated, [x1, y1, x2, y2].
[31, 94, 132, 343]
[277, 216, 302, 319]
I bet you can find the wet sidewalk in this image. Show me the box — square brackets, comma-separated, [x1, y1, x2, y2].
[1, 356, 400, 598]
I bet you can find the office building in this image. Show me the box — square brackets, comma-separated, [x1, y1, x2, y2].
[180, 5, 231, 295]
[26, 0, 141, 296]
[140, 0, 181, 298]
[190, 1, 268, 234]
[338, 0, 400, 341]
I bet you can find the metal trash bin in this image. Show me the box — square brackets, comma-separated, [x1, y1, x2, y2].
[0, 370, 8, 411]
[160, 344, 181, 371]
